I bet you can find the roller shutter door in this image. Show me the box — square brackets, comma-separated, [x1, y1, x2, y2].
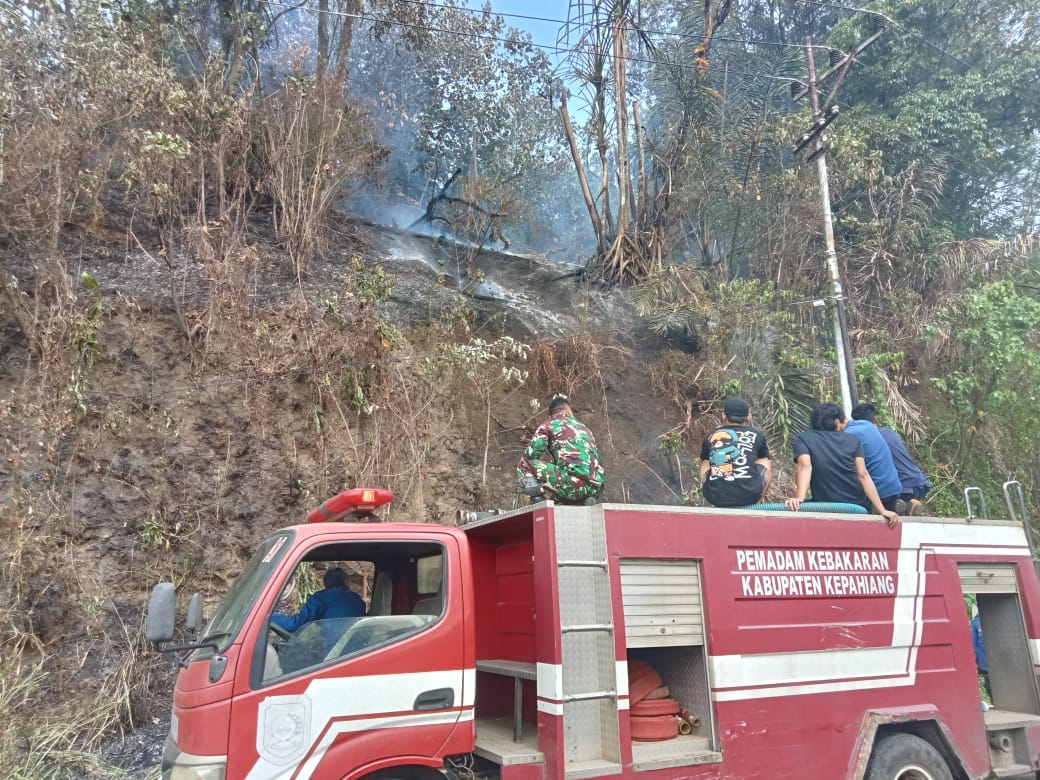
[621, 559, 703, 647]
[959, 562, 1019, 593]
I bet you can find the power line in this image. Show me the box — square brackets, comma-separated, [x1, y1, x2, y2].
[270, 0, 849, 63]
[264, 0, 1034, 197]
[468, 0, 1040, 118]
[265, 0, 809, 84]
[400, 0, 849, 52]
[272, 0, 1040, 117]
[785, 0, 1040, 114]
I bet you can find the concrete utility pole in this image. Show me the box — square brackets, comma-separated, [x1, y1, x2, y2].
[804, 40, 856, 417]
[792, 22, 884, 416]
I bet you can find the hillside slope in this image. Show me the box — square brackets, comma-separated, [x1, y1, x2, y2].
[1, 215, 711, 777]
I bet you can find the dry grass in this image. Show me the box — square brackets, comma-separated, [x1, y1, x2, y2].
[529, 334, 623, 404]
[0, 507, 159, 778]
[0, 651, 142, 779]
[262, 80, 385, 280]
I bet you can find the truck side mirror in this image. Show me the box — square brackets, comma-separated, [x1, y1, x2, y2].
[145, 582, 177, 645]
[185, 592, 205, 632]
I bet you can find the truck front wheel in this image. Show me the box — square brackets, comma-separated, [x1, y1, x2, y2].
[865, 734, 954, 780]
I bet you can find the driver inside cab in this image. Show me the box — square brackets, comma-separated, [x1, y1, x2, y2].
[265, 567, 366, 679]
[271, 567, 365, 636]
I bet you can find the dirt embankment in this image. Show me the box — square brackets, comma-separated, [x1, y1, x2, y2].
[1, 215, 712, 777]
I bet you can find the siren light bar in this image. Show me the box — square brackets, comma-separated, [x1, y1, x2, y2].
[308, 488, 394, 523]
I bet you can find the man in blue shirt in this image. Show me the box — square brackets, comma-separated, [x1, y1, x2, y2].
[972, 615, 992, 702]
[848, 403, 903, 513]
[272, 567, 366, 635]
[851, 402, 931, 515]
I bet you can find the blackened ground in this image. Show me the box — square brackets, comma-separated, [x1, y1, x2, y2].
[98, 716, 168, 779]
[3, 211, 717, 779]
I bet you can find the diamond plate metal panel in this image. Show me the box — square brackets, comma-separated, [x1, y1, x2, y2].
[553, 505, 620, 767]
[978, 592, 1040, 715]
[564, 698, 621, 764]
[562, 632, 616, 696]
[559, 567, 614, 626]
[630, 735, 719, 771]
[554, 505, 607, 560]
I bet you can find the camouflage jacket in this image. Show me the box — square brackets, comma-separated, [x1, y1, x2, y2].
[517, 412, 605, 486]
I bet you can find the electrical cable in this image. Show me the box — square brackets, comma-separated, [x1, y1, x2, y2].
[784, 0, 1040, 114]
[263, 0, 1033, 240]
[267, 0, 1040, 124]
[263, 0, 831, 83]
[382, 0, 849, 52]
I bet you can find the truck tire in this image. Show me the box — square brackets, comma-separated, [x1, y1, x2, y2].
[865, 734, 954, 780]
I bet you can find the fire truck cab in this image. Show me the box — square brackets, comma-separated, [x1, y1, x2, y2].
[149, 497, 1040, 780]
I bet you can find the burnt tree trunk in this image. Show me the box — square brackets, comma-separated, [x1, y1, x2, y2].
[559, 91, 604, 249]
[612, 22, 635, 236]
[331, 0, 362, 90]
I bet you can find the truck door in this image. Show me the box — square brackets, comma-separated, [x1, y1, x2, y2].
[228, 536, 470, 780]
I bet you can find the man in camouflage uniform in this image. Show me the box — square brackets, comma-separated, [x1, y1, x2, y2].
[517, 394, 605, 503]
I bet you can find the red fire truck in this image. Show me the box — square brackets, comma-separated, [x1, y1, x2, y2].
[147, 488, 1040, 780]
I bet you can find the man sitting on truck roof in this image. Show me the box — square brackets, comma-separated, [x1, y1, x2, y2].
[517, 394, 605, 504]
[784, 402, 900, 527]
[698, 397, 772, 507]
[850, 402, 931, 515]
[846, 402, 902, 513]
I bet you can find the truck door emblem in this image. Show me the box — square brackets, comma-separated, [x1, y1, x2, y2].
[258, 696, 311, 765]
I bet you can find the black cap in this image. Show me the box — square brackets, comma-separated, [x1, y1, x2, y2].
[723, 398, 750, 422]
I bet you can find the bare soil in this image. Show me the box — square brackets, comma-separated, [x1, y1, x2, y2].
[1, 212, 710, 778]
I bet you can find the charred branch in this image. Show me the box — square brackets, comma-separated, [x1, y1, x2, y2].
[409, 169, 510, 250]
[695, 0, 733, 70]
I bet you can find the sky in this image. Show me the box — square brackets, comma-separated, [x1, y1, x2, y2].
[465, 0, 573, 67]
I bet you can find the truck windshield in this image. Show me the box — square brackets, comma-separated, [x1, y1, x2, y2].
[193, 532, 293, 657]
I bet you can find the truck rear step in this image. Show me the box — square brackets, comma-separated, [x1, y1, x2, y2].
[630, 735, 721, 772]
[989, 767, 1035, 779]
[984, 708, 1040, 779]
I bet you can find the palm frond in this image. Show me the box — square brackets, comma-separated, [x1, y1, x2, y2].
[875, 370, 926, 444]
[755, 360, 816, 454]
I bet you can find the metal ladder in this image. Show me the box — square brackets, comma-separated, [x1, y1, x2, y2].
[965, 486, 988, 520]
[553, 504, 622, 779]
[1004, 480, 1039, 577]
[967, 481, 1039, 575]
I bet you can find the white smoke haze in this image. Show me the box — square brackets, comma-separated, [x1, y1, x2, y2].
[272, 1, 596, 262]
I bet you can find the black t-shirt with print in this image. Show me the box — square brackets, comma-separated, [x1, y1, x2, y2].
[699, 424, 771, 507]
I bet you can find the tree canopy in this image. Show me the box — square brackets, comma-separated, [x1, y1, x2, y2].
[2, 0, 1039, 508]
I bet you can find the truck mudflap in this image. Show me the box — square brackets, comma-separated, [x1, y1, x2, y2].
[849, 707, 969, 780]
